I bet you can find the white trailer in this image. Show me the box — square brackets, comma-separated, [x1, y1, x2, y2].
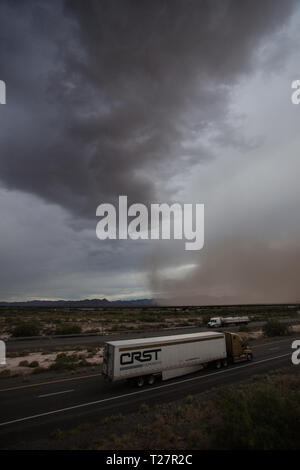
[102, 331, 228, 386]
[207, 316, 250, 328]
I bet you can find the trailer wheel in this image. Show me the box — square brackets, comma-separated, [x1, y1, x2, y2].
[222, 359, 228, 367]
[215, 360, 222, 369]
[147, 375, 155, 385]
[247, 353, 253, 361]
[136, 376, 145, 387]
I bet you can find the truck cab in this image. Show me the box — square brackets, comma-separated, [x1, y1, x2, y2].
[225, 332, 252, 363]
[207, 317, 222, 328]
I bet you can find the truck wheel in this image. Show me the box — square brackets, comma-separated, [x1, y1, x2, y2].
[247, 353, 253, 361]
[147, 375, 155, 385]
[215, 361, 222, 369]
[222, 359, 228, 367]
[136, 376, 145, 387]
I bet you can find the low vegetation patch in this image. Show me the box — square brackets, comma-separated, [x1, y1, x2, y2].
[11, 321, 40, 337]
[54, 324, 82, 335]
[0, 368, 11, 378]
[92, 371, 300, 450]
[263, 319, 291, 337]
[49, 352, 92, 371]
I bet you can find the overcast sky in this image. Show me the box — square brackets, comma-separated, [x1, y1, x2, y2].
[0, 0, 299, 304]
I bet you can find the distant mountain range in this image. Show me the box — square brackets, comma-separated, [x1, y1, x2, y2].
[0, 298, 155, 308]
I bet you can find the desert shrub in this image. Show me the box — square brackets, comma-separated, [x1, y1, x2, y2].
[139, 313, 162, 323]
[77, 358, 90, 367]
[262, 319, 290, 337]
[139, 403, 150, 414]
[0, 368, 11, 378]
[55, 324, 82, 335]
[28, 361, 39, 368]
[51, 428, 64, 440]
[49, 352, 90, 371]
[213, 385, 300, 449]
[100, 414, 124, 425]
[18, 360, 29, 367]
[50, 353, 77, 371]
[11, 321, 40, 337]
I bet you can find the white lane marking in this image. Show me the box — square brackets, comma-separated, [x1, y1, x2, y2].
[38, 389, 74, 398]
[0, 353, 290, 427]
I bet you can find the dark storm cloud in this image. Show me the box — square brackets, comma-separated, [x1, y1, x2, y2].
[0, 0, 299, 302]
[0, 0, 297, 219]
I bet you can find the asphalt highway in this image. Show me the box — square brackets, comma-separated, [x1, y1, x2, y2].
[0, 335, 297, 449]
[6, 318, 298, 353]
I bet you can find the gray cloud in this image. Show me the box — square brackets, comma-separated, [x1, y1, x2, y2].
[0, 0, 299, 301]
[0, 0, 297, 216]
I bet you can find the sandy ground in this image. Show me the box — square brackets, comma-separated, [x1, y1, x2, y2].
[2, 348, 103, 376]
[248, 330, 263, 339]
[292, 324, 300, 332]
[239, 323, 300, 340]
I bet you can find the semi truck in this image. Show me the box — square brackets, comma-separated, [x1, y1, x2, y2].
[207, 316, 250, 328]
[102, 331, 252, 387]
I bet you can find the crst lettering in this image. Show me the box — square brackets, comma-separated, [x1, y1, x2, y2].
[120, 348, 161, 366]
[120, 352, 132, 365]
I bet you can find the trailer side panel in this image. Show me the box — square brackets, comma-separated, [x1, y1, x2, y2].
[106, 332, 226, 382]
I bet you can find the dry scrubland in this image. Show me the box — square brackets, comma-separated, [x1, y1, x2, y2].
[0, 306, 216, 339]
[1, 305, 299, 340]
[0, 305, 299, 379]
[1, 346, 103, 379]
